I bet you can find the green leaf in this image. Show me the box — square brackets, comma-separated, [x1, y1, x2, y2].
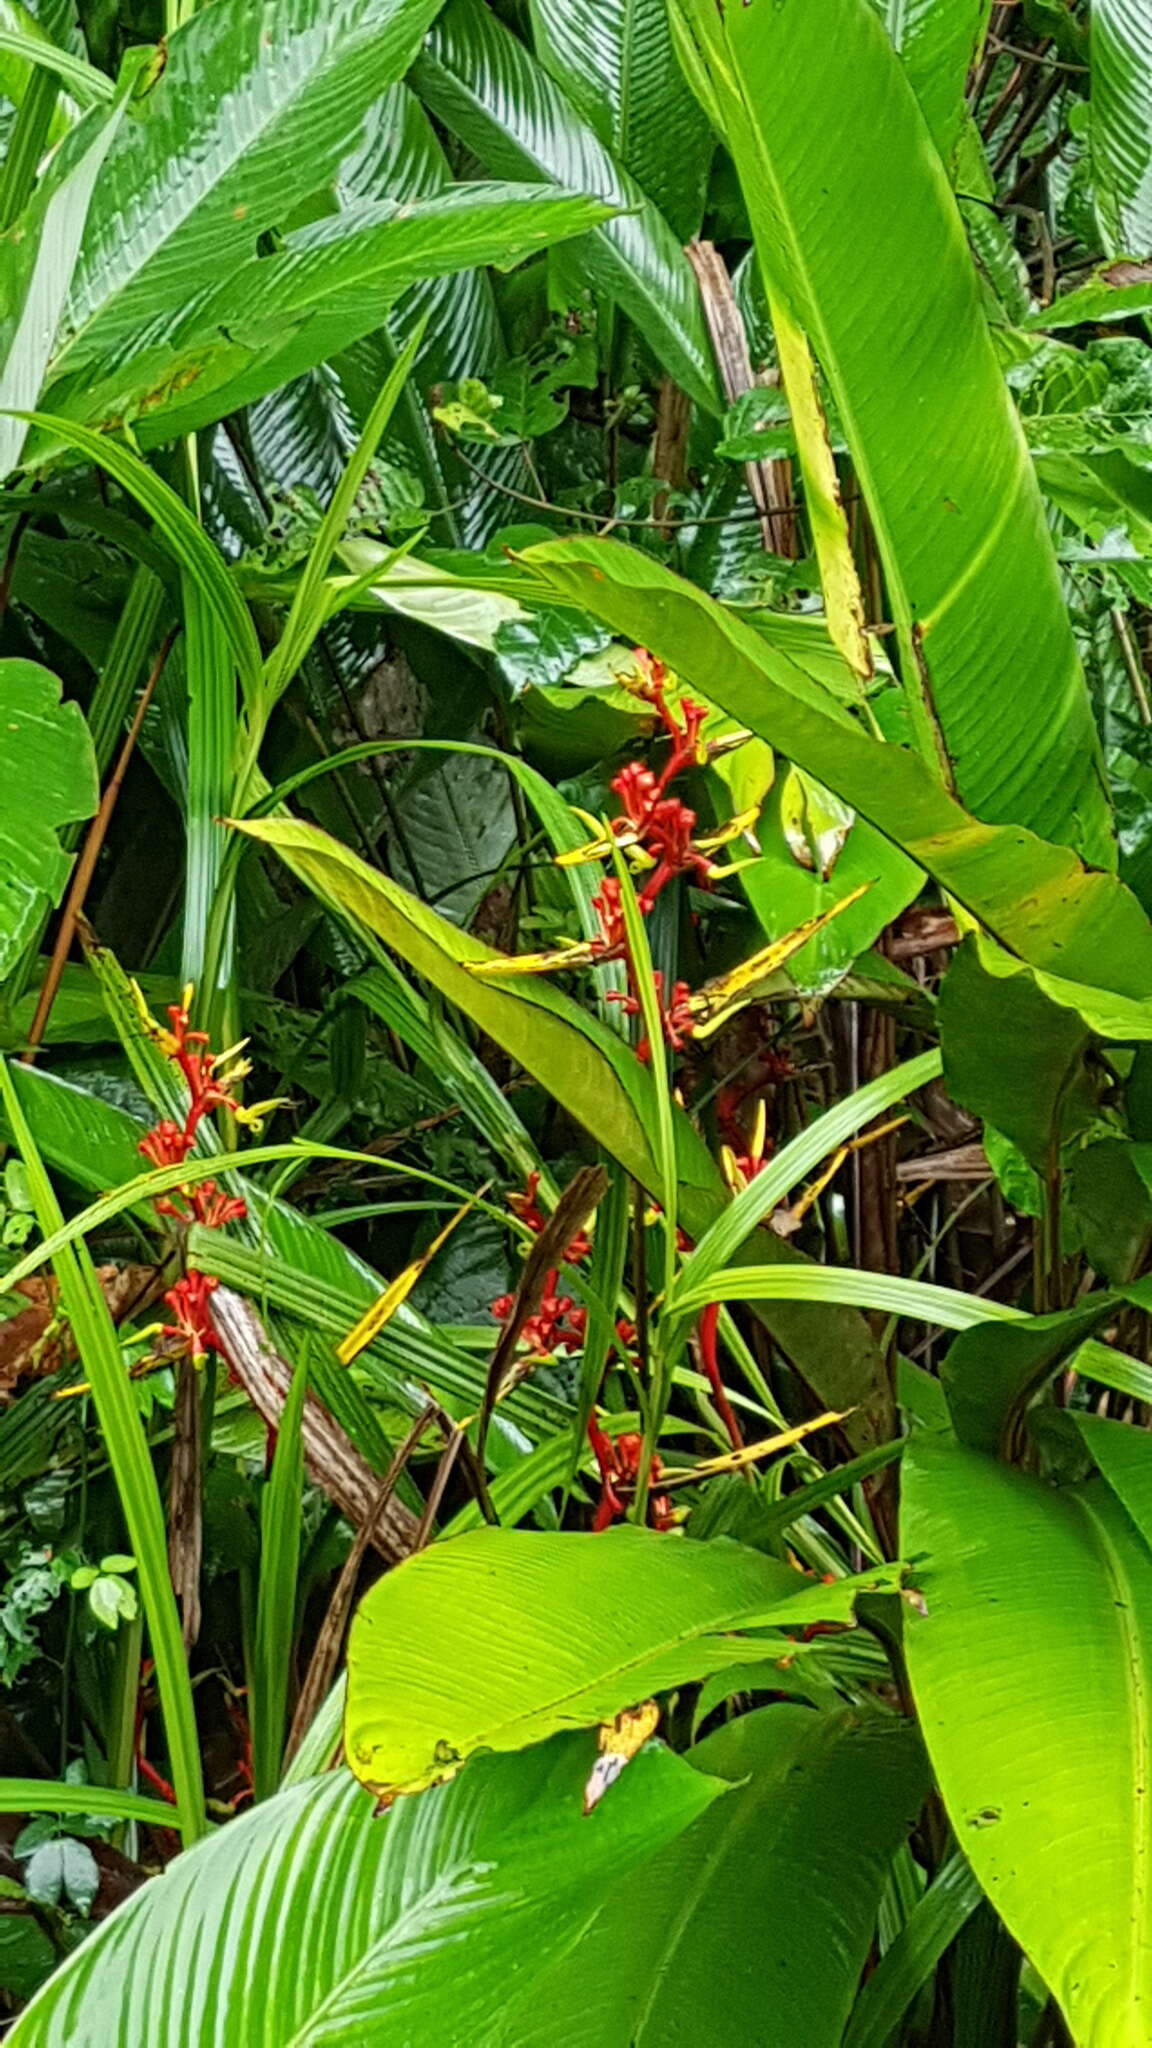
[880, 0, 993, 171]
[46, 0, 450, 397]
[939, 935, 1093, 1170]
[7, 1741, 723, 2047]
[1075, 1413, 1152, 1543]
[252, 1350, 308, 1803]
[940, 1296, 1119, 1455]
[527, 0, 712, 237]
[508, 1705, 928, 2048]
[670, 0, 1113, 864]
[0, 93, 122, 476]
[842, 1852, 984, 2048]
[345, 1523, 899, 1797]
[1091, 0, 1152, 259]
[0, 1781, 171, 1827]
[0, 660, 96, 982]
[514, 537, 1152, 1003]
[0, 1062, 205, 1844]
[236, 812, 894, 1446]
[903, 1434, 1152, 2048]
[233, 812, 708, 1203]
[117, 185, 618, 446]
[412, 0, 722, 415]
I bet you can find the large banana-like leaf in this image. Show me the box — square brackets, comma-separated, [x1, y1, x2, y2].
[527, 0, 712, 238]
[235, 813, 893, 1446]
[0, 661, 96, 980]
[412, 0, 722, 414]
[880, 0, 993, 170]
[64, 183, 612, 442]
[44, 0, 449, 400]
[9, 1739, 723, 2046]
[345, 1524, 899, 1796]
[1092, 0, 1152, 258]
[903, 1434, 1152, 2048]
[505, 1706, 927, 2048]
[512, 537, 1152, 1009]
[670, 0, 1113, 866]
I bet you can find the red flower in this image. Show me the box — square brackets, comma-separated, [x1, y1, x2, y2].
[162, 1272, 223, 1362]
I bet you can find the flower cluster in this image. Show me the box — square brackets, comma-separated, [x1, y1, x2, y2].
[135, 989, 275, 1365]
[489, 1174, 655, 1530]
[588, 1420, 675, 1534]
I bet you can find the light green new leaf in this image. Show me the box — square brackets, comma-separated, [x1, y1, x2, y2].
[506, 1705, 927, 2048]
[8, 1740, 723, 2047]
[412, 0, 722, 414]
[527, 0, 712, 237]
[345, 1524, 898, 1796]
[515, 537, 1152, 1003]
[46, 0, 450, 396]
[671, 0, 1112, 863]
[904, 1435, 1152, 2048]
[1092, 0, 1152, 259]
[881, 0, 993, 171]
[0, 660, 96, 981]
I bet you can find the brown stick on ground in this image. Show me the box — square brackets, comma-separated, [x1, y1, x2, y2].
[209, 1288, 419, 1563]
[21, 631, 176, 1061]
[686, 239, 797, 557]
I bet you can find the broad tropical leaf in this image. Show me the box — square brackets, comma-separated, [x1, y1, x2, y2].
[110, 183, 617, 444]
[345, 1523, 899, 1796]
[412, 0, 722, 414]
[43, 0, 451, 403]
[527, 0, 712, 238]
[903, 1434, 1152, 2047]
[507, 1705, 927, 2048]
[513, 537, 1152, 1008]
[0, 660, 96, 980]
[670, 0, 1113, 864]
[1092, 0, 1152, 259]
[880, 0, 993, 171]
[8, 1739, 724, 2046]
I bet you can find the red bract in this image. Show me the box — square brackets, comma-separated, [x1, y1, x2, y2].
[591, 878, 628, 957]
[587, 1419, 675, 1532]
[608, 971, 695, 1061]
[136, 992, 253, 1364]
[507, 1171, 591, 1263]
[162, 1272, 223, 1363]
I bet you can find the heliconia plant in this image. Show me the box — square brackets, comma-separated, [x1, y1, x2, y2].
[0, 0, 1151, 2043]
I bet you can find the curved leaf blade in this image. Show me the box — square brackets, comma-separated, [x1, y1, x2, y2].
[1092, 0, 1152, 259]
[515, 537, 1152, 1003]
[527, 0, 712, 237]
[9, 1742, 723, 2046]
[671, 0, 1113, 863]
[413, 0, 722, 413]
[904, 1435, 1152, 2048]
[0, 660, 96, 980]
[508, 1705, 927, 2048]
[345, 1524, 899, 1796]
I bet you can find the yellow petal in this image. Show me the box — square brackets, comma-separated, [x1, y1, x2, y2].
[466, 941, 602, 978]
[337, 1198, 476, 1364]
[686, 885, 872, 1038]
